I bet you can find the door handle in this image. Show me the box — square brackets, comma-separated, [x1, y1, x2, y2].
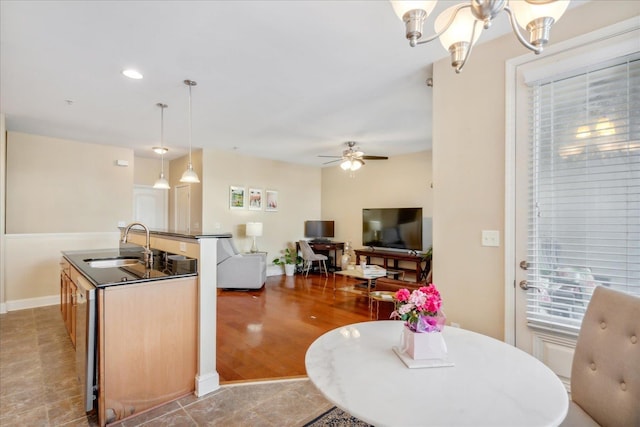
[519, 280, 529, 290]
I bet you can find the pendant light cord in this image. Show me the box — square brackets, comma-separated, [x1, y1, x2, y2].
[188, 83, 193, 166]
[160, 105, 165, 174]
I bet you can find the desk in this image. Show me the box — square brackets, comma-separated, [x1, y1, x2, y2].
[305, 321, 568, 427]
[297, 241, 344, 271]
[355, 249, 430, 281]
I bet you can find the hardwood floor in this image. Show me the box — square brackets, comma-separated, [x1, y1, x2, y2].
[217, 273, 373, 383]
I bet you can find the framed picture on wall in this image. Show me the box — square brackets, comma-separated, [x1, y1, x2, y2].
[229, 186, 245, 209]
[249, 188, 263, 210]
[265, 190, 278, 212]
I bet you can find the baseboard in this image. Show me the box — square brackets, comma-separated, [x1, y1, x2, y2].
[195, 371, 220, 397]
[4, 295, 58, 312]
[267, 265, 284, 277]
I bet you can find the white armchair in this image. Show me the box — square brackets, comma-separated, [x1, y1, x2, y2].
[216, 238, 266, 289]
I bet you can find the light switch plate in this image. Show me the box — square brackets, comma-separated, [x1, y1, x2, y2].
[482, 230, 500, 247]
[179, 242, 187, 252]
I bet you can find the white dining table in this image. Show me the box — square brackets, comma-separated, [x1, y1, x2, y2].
[305, 321, 568, 427]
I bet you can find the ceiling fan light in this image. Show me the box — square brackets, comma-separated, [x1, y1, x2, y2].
[180, 163, 200, 183]
[340, 160, 352, 170]
[351, 159, 363, 171]
[152, 146, 168, 155]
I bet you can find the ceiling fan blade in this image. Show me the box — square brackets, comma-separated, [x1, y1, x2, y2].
[362, 155, 389, 160]
[322, 159, 341, 165]
[318, 155, 342, 158]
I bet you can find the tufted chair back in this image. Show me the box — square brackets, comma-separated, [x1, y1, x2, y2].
[567, 286, 640, 427]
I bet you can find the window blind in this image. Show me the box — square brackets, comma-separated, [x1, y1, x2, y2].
[526, 52, 640, 334]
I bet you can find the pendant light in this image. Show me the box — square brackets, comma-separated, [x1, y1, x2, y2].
[153, 103, 170, 189]
[180, 79, 200, 183]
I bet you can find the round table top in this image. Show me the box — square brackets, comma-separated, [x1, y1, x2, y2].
[305, 320, 568, 427]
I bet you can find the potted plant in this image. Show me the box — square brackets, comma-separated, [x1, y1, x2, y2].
[273, 248, 302, 276]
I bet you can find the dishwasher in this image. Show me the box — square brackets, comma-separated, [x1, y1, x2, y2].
[75, 275, 97, 412]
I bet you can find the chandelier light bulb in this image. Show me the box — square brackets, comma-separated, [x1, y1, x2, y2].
[510, 0, 569, 29]
[390, 0, 437, 20]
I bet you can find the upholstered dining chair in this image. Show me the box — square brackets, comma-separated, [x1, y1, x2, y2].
[561, 286, 640, 427]
[298, 240, 328, 277]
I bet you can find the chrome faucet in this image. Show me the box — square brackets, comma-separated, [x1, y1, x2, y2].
[121, 222, 153, 269]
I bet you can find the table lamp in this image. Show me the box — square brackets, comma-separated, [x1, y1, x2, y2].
[246, 222, 263, 253]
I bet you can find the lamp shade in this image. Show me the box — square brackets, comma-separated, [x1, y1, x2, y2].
[246, 222, 263, 237]
[180, 164, 200, 183]
[435, 4, 482, 51]
[153, 173, 170, 189]
[510, 0, 569, 28]
[390, 0, 437, 20]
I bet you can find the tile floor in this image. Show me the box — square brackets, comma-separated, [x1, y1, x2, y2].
[0, 306, 333, 426]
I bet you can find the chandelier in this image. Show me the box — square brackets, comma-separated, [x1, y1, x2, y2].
[390, 0, 570, 73]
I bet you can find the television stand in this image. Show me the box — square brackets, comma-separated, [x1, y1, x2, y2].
[354, 248, 431, 282]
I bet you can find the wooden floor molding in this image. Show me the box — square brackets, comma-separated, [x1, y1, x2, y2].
[217, 273, 372, 383]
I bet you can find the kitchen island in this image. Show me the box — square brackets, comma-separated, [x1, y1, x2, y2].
[62, 228, 230, 426]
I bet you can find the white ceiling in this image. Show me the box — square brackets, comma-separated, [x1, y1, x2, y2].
[0, 1, 583, 166]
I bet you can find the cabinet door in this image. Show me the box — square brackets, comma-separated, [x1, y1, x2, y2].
[69, 280, 77, 348]
[99, 277, 197, 424]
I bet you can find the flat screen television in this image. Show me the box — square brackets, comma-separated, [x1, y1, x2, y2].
[304, 220, 335, 242]
[362, 208, 423, 251]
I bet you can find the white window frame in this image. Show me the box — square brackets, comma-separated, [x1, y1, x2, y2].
[505, 17, 640, 344]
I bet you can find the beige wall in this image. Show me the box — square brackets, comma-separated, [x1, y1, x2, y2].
[201, 149, 321, 262]
[135, 155, 169, 186]
[168, 150, 203, 232]
[432, 1, 639, 340]
[6, 132, 133, 233]
[3, 132, 131, 305]
[321, 150, 433, 256]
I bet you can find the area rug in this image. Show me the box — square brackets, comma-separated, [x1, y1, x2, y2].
[303, 406, 372, 427]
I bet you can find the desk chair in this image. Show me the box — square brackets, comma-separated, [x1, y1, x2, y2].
[299, 240, 328, 277]
[561, 286, 640, 426]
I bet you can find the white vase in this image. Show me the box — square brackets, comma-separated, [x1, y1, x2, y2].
[284, 264, 295, 276]
[401, 328, 447, 360]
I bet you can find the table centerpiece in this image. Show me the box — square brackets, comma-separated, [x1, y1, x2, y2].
[391, 284, 447, 360]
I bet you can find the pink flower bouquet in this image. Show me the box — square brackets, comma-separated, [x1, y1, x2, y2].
[391, 284, 445, 333]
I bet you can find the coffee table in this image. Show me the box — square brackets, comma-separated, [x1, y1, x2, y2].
[334, 267, 386, 295]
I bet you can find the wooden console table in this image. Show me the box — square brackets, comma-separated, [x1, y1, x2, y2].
[354, 248, 430, 282]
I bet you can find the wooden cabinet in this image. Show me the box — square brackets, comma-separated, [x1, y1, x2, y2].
[97, 276, 198, 425]
[60, 258, 77, 348]
[355, 249, 431, 282]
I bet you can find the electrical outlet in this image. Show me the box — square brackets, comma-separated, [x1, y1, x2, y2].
[179, 242, 187, 252]
[450, 322, 461, 328]
[482, 230, 500, 247]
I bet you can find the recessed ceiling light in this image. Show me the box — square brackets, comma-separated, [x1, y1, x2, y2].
[122, 69, 143, 79]
[152, 146, 168, 155]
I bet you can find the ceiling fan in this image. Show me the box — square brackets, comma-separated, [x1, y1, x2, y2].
[319, 141, 389, 171]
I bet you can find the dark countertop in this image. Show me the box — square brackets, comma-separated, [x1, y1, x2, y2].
[118, 227, 232, 240]
[63, 247, 198, 288]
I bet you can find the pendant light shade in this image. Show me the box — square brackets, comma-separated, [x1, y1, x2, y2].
[153, 103, 170, 190]
[180, 79, 200, 183]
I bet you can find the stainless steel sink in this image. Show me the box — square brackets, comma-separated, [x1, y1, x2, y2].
[84, 257, 141, 268]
